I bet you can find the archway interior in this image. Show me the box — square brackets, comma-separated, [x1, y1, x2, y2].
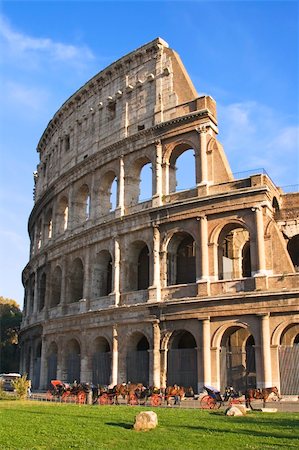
[126, 333, 149, 385]
[33, 341, 42, 390]
[51, 266, 62, 307]
[69, 258, 84, 303]
[47, 342, 58, 386]
[287, 235, 299, 271]
[137, 245, 150, 290]
[220, 327, 255, 393]
[93, 251, 113, 298]
[66, 339, 81, 383]
[167, 233, 196, 285]
[92, 337, 111, 386]
[279, 324, 299, 395]
[167, 330, 197, 393]
[218, 225, 251, 280]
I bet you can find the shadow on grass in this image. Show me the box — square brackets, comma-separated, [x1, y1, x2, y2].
[105, 422, 132, 429]
[175, 420, 298, 444]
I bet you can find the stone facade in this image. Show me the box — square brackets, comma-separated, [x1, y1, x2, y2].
[20, 38, 299, 394]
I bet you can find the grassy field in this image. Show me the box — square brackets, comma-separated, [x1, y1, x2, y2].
[0, 400, 298, 449]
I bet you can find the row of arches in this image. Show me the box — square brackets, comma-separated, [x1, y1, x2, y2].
[25, 226, 299, 313]
[23, 322, 299, 394]
[25, 224, 254, 312]
[32, 147, 197, 255]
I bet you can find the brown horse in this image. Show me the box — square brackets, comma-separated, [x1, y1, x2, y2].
[245, 386, 280, 408]
[164, 385, 185, 406]
[112, 383, 144, 404]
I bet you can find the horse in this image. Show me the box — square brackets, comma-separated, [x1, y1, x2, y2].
[245, 386, 280, 408]
[164, 385, 185, 406]
[112, 383, 144, 404]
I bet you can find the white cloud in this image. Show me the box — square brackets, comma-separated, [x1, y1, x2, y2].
[0, 14, 94, 68]
[218, 101, 299, 186]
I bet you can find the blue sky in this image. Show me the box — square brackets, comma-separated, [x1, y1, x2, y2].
[0, 0, 298, 308]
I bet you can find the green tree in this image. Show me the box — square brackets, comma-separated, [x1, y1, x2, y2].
[0, 297, 22, 373]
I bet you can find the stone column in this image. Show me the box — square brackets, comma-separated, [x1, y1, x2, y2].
[89, 170, 96, 221]
[60, 257, 68, 307]
[113, 239, 120, 306]
[162, 162, 170, 196]
[202, 318, 211, 387]
[152, 140, 163, 207]
[39, 337, 47, 390]
[149, 225, 161, 302]
[83, 249, 90, 301]
[197, 216, 209, 281]
[160, 348, 168, 388]
[254, 206, 267, 275]
[260, 314, 272, 387]
[196, 126, 208, 184]
[115, 156, 125, 217]
[67, 184, 74, 230]
[33, 271, 38, 315]
[80, 338, 92, 383]
[111, 325, 118, 386]
[152, 322, 161, 388]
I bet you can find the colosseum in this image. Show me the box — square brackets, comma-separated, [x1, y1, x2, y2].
[20, 38, 299, 395]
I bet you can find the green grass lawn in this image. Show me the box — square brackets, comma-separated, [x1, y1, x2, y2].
[0, 400, 298, 449]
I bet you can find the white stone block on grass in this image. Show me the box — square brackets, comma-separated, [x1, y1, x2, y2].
[134, 411, 158, 431]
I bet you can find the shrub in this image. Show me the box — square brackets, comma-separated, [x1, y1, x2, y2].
[11, 374, 30, 399]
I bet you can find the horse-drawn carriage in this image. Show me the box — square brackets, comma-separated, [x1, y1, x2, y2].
[46, 380, 90, 404]
[200, 385, 242, 409]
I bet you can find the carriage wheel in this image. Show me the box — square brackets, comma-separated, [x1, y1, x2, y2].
[200, 395, 218, 409]
[46, 390, 53, 401]
[98, 393, 109, 405]
[151, 394, 162, 407]
[61, 392, 70, 402]
[77, 391, 86, 404]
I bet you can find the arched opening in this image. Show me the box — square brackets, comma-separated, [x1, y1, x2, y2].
[279, 323, 299, 394]
[139, 162, 153, 202]
[126, 333, 149, 385]
[125, 241, 150, 292]
[33, 341, 42, 389]
[47, 342, 58, 387]
[68, 258, 84, 303]
[92, 250, 113, 298]
[74, 184, 90, 224]
[245, 335, 256, 389]
[44, 208, 53, 240]
[138, 245, 150, 290]
[167, 232, 196, 285]
[38, 272, 46, 311]
[242, 241, 251, 278]
[272, 197, 280, 214]
[98, 171, 118, 215]
[110, 178, 118, 211]
[57, 196, 68, 233]
[287, 235, 299, 271]
[220, 327, 255, 393]
[167, 330, 197, 392]
[169, 145, 196, 193]
[36, 219, 42, 250]
[50, 266, 62, 307]
[218, 224, 251, 280]
[92, 337, 111, 386]
[66, 339, 81, 383]
[29, 273, 35, 314]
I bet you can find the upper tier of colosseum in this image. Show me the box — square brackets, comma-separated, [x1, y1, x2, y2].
[34, 37, 217, 201]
